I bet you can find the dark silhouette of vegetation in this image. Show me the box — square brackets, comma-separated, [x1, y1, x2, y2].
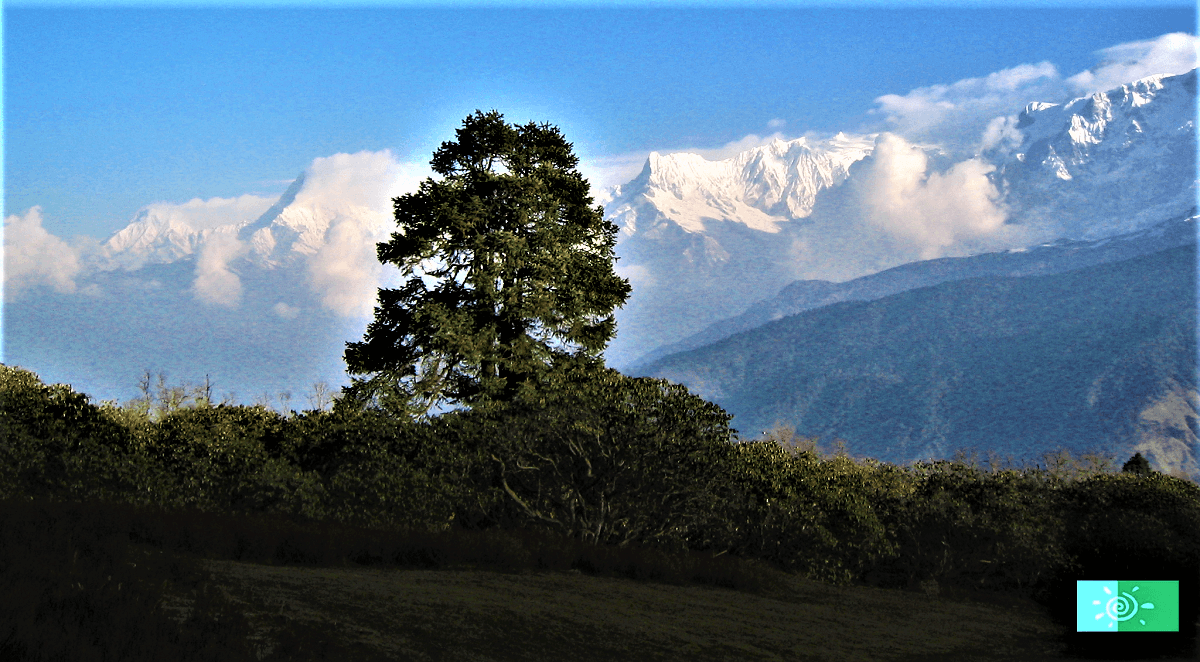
[1122, 451, 1152, 476]
[4, 363, 1198, 657]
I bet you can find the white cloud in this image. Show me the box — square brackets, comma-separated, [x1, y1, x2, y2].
[979, 115, 1024, 153]
[294, 150, 427, 213]
[3, 207, 83, 298]
[139, 194, 277, 232]
[767, 118, 787, 129]
[272, 302, 300, 319]
[1068, 32, 1199, 96]
[870, 32, 1199, 157]
[192, 230, 248, 307]
[852, 133, 1017, 259]
[289, 150, 422, 317]
[307, 216, 386, 317]
[871, 62, 1061, 154]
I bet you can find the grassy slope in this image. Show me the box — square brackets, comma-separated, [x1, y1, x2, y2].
[182, 558, 1175, 662]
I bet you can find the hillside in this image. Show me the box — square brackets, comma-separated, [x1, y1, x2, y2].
[641, 244, 1199, 475]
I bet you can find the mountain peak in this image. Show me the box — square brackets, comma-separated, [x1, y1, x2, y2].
[613, 133, 874, 237]
[996, 68, 1197, 239]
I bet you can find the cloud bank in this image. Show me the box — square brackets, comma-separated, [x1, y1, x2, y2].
[854, 133, 1015, 259]
[294, 150, 425, 318]
[3, 207, 83, 298]
[873, 62, 1061, 153]
[294, 150, 425, 214]
[139, 194, 276, 233]
[1067, 32, 1199, 97]
[193, 230, 248, 307]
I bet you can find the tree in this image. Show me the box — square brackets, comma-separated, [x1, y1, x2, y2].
[344, 110, 630, 414]
[1122, 451, 1152, 476]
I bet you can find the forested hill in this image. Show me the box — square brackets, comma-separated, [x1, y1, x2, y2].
[641, 244, 1199, 476]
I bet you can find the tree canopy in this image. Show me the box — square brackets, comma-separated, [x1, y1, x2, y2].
[344, 110, 630, 414]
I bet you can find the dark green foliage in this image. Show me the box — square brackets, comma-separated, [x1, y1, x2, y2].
[4, 363, 1200, 657]
[1058, 472, 1200, 572]
[344, 110, 631, 414]
[1048, 472, 1200, 658]
[1121, 451, 1152, 475]
[872, 462, 1071, 596]
[722, 440, 898, 583]
[284, 407, 464, 531]
[147, 404, 323, 515]
[0, 365, 159, 503]
[456, 363, 738, 548]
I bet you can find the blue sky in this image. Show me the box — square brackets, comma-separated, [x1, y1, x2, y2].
[4, 2, 1195, 241]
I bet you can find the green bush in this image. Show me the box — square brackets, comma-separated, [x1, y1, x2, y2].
[722, 440, 899, 583]
[146, 405, 324, 517]
[286, 408, 461, 531]
[460, 365, 738, 549]
[1058, 472, 1200, 571]
[0, 365, 156, 503]
[873, 462, 1070, 596]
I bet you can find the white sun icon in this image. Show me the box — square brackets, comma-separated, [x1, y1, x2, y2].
[1092, 584, 1156, 628]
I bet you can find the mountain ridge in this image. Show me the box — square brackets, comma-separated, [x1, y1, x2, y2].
[630, 212, 1198, 370]
[640, 243, 1199, 478]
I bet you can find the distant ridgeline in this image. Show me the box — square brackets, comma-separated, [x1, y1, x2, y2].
[640, 239, 1199, 479]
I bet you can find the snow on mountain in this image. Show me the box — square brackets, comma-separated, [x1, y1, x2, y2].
[990, 69, 1198, 239]
[603, 133, 876, 367]
[606, 70, 1197, 369]
[99, 170, 391, 276]
[607, 132, 874, 237]
[103, 209, 238, 269]
[101, 193, 279, 270]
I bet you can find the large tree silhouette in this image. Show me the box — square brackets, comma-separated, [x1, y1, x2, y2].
[345, 111, 630, 415]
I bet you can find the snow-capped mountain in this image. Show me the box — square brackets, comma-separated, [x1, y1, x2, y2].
[5, 164, 400, 407]
[991, 69, 1197, 239]
[98, 169, 392, 276]
[103, 209, 241, 270]
[606, 133, 874, 236]
[607, 69, 1198, 369]
[604, 134, 876, 367]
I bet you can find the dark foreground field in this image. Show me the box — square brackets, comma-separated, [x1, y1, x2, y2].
[167, 558, 1196, 662]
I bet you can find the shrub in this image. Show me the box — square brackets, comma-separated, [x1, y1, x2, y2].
[147, 405, 323, 516]
[722, 440, 899, 584]
[462, 365, 738, 549]
[286, 408, 465, 531]
[872, 462, 1071, 597]
[0, 365, 154, 503]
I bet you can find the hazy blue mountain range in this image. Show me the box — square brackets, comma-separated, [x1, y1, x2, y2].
[631, 213, 1197, 370]
[638, 243, 1199, 479]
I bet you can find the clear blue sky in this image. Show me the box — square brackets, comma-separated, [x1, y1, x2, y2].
[3, 2, 1195, 239]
